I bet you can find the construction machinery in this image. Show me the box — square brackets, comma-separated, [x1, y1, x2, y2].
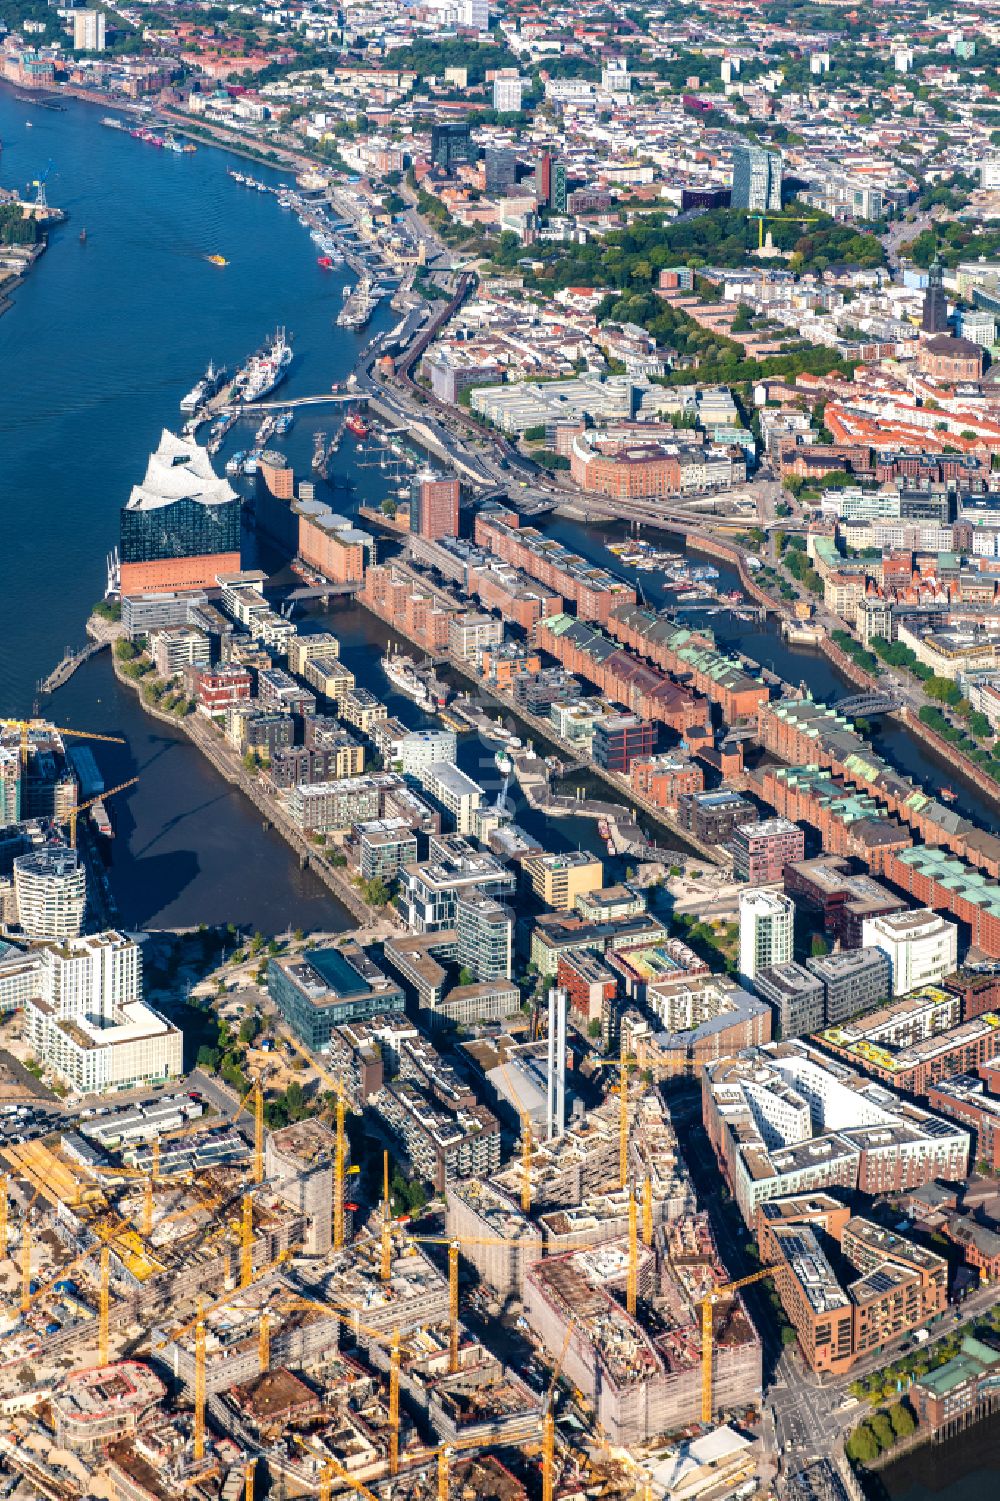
[0, 717, 124, 768]
[389, 1328, 400, 1475]
[61, 776, 138, 847]
[626, 1189, 638, 1318]
[281, 1031, 348, 1247]
[747, 213, 821, 251]
[193, 1297, 206, 1461]
[699, 1265, 778, 1423]
[99, 1244, 110, 1365]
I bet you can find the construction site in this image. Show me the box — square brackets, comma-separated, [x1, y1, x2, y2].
[0, 1008, 778, 1501]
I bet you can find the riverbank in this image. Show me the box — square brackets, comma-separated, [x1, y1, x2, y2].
[104, 628, 386, 929]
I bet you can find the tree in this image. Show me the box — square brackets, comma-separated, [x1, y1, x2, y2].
[870, 1411, 894, 1450]
[249, 931, 266, 956]
[587, 1018, 602, 1038]
[239, 1016, 260, 1047]
[889, 1401, 916, 1439]
[458, 966, 475, 986]
[846, 1424, 880, 1464]
[811, 934, 829, 957]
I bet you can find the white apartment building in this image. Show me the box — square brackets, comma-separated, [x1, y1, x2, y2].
[14, 932, 182, 1095]
[861, 909, 959, 997]
[422, 763, 484, 836]
[395, 729, 457, 779]
[493, 75, 523, 112]
[73, 8, 106, 49]
[739, 890, 793, 983]
[13, 847, 86, 941]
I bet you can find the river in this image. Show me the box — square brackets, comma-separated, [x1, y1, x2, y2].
[877, 1420, 1000, 1501]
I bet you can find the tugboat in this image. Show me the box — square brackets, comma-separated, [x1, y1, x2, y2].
[345, 411, 369, 440]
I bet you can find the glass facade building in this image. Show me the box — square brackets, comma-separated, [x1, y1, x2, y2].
[120, 495, 241, 564]
[267, 946, 404, 1050]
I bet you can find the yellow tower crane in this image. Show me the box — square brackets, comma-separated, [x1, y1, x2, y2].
[699, 1266, 778, 1424]
[626, 1189, 638, 1318]
[295, 1436, 379, 1501]
[389, 1328, 400, 1475]
[258, 1311, 269, 1375]
[99, 1245, 110, 1366]
[448, 1241, 460, 1373]
[20, 1222, 31, 1314]
[747, 213, 821, 251]
[240, 1193, 254, 1288]
[381, 1150, 392, 1282]
[62, 777, 138, 847]
[244, 1459, 256, 1501]
[0, 718, 125, 768]
[520, 1111, 532, 1213]
[0, 1175, 8, 1261]
[253, 1076, 264, 1186]
[192, 1296, 205, 1458]
[280, 1031, 351, 1247]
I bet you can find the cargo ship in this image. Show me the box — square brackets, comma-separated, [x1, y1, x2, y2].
[345, 411, 369, 440]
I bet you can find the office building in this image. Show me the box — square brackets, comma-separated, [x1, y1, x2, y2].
[456, 888, 513, 980]
[677, 790, 756, 844]
[416, 473, 460, 540]
[484, 148, 517, 194]
[268, 943, 405, 1050]
[759, 1213, 947, 1376]
[119, 430, 240, 595]
[806, 946, 892, 1025]
[0, 749, 20, 825]
[753, 961, 825, 1039]
[730, 145, 782, 213]
[13, 846, 86, 941]
[399, 837, 515, 932]
[591, 714, 655, 774]
[862, 909, 959, 997]
[524, 850, 604, 911]
[357, 821, 418, 883]
[73, 8, 105, 49]
[547, 986, 568, 1140]
[738, 890, 793, 983]
[536, 154, 567, 213]
[493, 75, 523, 112]
[732, 818, 805, 885]
[430, 121, 474, 172]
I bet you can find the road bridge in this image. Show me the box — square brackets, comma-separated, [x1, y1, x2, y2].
[833, 690, 903, 717]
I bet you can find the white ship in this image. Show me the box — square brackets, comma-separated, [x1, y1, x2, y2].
[180, 358, 225, 413]
[233, 329, 293, 404]
[381, 653, 431, 708]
